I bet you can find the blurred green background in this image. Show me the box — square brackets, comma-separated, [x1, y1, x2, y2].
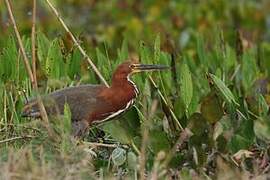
[1, 0, 269, 54]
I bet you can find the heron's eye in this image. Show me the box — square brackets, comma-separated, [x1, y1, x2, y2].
[130, 64, 135, 69]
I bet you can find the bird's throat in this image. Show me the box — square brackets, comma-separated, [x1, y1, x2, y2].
[91, 77, 138, 124]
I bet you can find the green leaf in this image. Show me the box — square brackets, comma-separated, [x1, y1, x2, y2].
[258, 94, 269, 117]
[96, 48, 110, 80]
[180, 63, 193, 111]
[228, 134, 253, 153]
[224, 44, 237, 73]
[101, 120, 133, 144]
[149, 130, 170, 153]
[209, 73, 238, 106]
[46, 39, 65, 79]
[102, 107, 140, 144]
[0, 37, 18, 82]
[154, 34, 160, 62]
[242, 50, 258, 91]
[37, 32, 50, 73]
[139, 41, 151, 64]
[201, 92, 223, 124]
[68, 48, 82, 79]
[119, 38, 129, 61]
[127, 151, 137, 170]
[196, 35, 207, 68]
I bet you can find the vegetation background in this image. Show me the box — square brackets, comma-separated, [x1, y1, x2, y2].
[1, 0, 270, 179]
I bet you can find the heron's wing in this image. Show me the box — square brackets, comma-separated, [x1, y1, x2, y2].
[21, 85, 105, 121]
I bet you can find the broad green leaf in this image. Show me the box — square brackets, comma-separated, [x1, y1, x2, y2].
[187, 89, 199, 117]
[174, 97, 185, 119]
[149, 130, 170, 153]
[102, 120, 133, 144]
[228, 134, 253, 153]
[209, 73, 238, 106]
[237, 117, 254, 141]
[201, 92, 223, 124]
[102, 108, 140, 144]
[242, 50, 258, 91]
[180, 63, 193, 110]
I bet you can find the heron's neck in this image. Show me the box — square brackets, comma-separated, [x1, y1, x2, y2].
[91, 75, 138, 123]
[111, 75, 139, 98]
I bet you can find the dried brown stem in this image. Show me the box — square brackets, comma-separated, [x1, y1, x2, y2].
[0, 135, 35, 144]
[81, 142, 129, 149]
[44, 0, 109, 87]
[31, 0, 51, 134]
[31, 0, 37, 86]
[139, 100, 158, 180]
[140, 127, 148, 180]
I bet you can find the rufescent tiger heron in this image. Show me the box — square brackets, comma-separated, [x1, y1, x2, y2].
[21, 60, 169, 136]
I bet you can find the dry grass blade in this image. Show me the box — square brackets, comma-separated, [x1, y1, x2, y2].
[148, 76, 183, 130]
[139, 100, 158, 180]
[31, 0, 50, 132]
[0, 135, 35, 144]
[44, 0, 109, 87]
[31, 0, 37, 85]
[80, 141, 129, 149]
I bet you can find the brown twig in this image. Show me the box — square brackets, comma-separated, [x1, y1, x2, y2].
[44, 0, 109, 87]
[139, 100, 158, 180]
[156, 128, 193, 178]
[31, 0, 37, 86]
[31, 0, 51, 133]
[81, 142, 129, 149]
[0, 135, 35, 144]
[140, 125, 148, 180]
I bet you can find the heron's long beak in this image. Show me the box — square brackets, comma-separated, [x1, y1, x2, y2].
[132, 64, 170, 72]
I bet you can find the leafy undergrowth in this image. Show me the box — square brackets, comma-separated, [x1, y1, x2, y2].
[1, 0, 270, 179]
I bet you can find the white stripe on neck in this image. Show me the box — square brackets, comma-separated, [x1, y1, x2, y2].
[127, 74, 139, 97]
